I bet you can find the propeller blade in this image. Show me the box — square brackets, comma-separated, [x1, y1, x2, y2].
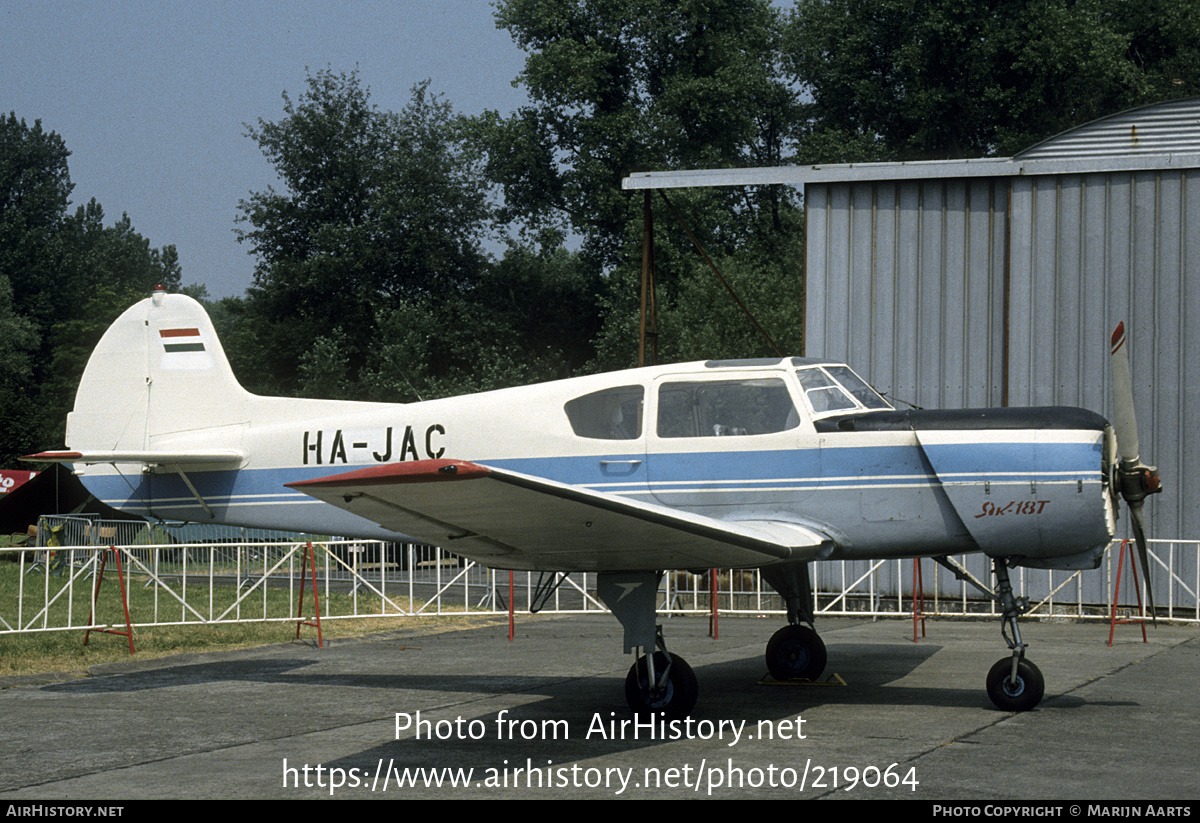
[1110, 322, 1162, 623]
[1110, 322, 1140, 463]
[1128, 503, 1157, 625]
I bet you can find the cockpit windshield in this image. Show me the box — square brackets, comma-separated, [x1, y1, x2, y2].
[795, 365, 891, 417]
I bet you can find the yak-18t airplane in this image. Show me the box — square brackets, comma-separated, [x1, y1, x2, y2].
[26, 288, 1161, 717]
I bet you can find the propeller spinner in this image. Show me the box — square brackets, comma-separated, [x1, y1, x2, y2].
[1110, 322, 1163, 622]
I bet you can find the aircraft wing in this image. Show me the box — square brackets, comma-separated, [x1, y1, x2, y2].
[286, 459, 833, 572]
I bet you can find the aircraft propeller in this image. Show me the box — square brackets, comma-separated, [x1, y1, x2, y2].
[1109, 322, 1163, 622]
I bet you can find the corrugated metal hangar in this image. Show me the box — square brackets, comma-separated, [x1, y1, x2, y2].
[625, 97, 1199, 605]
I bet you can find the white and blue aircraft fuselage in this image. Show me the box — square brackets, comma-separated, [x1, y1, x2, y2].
[28, 290, 1137, 716]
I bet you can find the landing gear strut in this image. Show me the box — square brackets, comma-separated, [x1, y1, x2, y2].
[934, 555, 1046, 711]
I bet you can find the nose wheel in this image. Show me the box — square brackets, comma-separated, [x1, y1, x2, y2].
[934, 555, 1049, 711]
[986, 656, 1044, 712]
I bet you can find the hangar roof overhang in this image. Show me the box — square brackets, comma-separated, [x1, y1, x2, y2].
[622, 151, 1200, 191]
[623, 97, 1200, 190]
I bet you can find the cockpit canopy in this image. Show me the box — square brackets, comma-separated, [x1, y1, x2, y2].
[562, 360, 891, 440]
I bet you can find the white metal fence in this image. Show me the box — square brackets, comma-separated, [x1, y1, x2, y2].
[1, 515, 1195, 637]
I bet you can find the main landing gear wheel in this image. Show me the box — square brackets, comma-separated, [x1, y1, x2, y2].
[625, 651, 698, 719]
[986, 657, 1044, 712]
[765, 624, 827, 681]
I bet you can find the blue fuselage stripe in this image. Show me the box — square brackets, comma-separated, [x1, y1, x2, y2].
[80, 440, 1101, 518]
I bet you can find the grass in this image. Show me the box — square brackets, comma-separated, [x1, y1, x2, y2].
[0, 553, 504, 678]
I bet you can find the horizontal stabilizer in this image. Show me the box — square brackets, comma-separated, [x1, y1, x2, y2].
[287, 459, 832, 572]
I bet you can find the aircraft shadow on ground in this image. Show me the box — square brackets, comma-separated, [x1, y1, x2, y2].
[42, 630, 1128, 722]
[35, 638, 995, 713]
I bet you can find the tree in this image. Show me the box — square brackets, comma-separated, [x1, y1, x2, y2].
[472, 1, 807, 370]
[785, 0, 1200, 160]
[1118, 0, 1200, 101]
[0, 273, 41, 462]
[587, 189, 805, 371]
[0, 114, 183, 461]
[0, 113, 73, 327]
[478, 0, 802, 269]
[236, 70, 494, 395]
[292, 242, 605, 403]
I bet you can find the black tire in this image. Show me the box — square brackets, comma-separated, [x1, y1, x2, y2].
[765, 624, 827, 681]
[624, 651, 698, 719]
[986, 657, 1045, 711]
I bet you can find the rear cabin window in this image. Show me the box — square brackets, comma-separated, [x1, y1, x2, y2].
[564, 385, 644, 440]
[656, 378, 799, 438]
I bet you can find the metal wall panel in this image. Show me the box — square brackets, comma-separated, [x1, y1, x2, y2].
[1005, 169, 1200, 542]
[805, 178, 1008, 411]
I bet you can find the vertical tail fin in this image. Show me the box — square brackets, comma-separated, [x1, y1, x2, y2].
[68, 288, 251, 454]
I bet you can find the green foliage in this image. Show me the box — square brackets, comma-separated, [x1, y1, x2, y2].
[0, 115, 183, 463]
[0, 274, 41, 462]
[0, 114, 73, 328]
[353, 244, 604, 402]
[235, 71, 494, 393]
[235, 69, 604, 400]
[658, 249, 804, 363]
[297, 328, 357, 400]
[240, 72, 492, 300]
[475, 1, 806, 367]
[589, 188, 805, 370]
[785, 0, 1200, 160]
[479, 0, 802, 268]
[0, 275, 39, 386]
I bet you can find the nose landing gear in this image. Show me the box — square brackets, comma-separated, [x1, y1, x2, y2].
[986, 558, 1045, 711]
[935, 555, 1047, 711]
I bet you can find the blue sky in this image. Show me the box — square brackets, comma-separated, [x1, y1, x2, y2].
[2, 1, 529, 297]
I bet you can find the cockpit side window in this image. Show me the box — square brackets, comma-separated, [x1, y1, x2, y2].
[657, 378, 799, 438]
[796, 366, 891, 417]
[796, 368, 856, 413]
[564, 385, 644, 439]
[825, 366, 891, 410]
